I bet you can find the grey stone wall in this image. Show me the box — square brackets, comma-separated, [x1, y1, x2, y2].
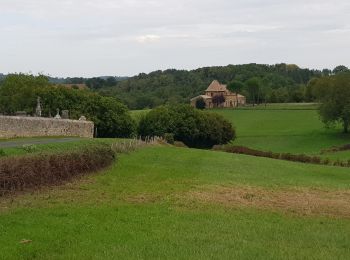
[0, 116, 94, 138]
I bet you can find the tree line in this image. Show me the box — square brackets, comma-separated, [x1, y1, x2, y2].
[97, 64, 348, 109]
[0, 74, 236, 147]
[0, 74, 135, 138]
[2, 63, 346, 110]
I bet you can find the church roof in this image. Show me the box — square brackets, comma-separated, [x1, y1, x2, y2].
[206, 80, 227, 92]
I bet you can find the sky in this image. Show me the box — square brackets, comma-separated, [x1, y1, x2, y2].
[0, 0, 350, 77]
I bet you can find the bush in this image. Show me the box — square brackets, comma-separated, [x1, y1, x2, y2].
[0, 144, 115, 196]
[138, 105, 235, 148]
[215, 145, 349, 167]
[195, 98, 206, 110]
[164, 133, 175, 144]
[86, 96, 136, 138]
[173, 141, 188, 148]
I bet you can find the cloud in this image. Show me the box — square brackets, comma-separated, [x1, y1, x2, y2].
[0, 0, 349, 76]
[136, 34, 161, 43]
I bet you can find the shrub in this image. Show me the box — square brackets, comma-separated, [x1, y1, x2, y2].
[215, 145, 343, 166]
[173, 141, 188, 148]
[138, 105, 235, 148]
[0, 144, 115, 196]
[0, 149, 5, 157]
[195, 98, 206, 110]
[164, 133, 175, 144]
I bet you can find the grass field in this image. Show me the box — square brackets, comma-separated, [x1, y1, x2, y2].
[236, 103, 320, 110]
[1, 146, 350, 259]
[1, 104, 350, 259]
[213, 106, 350, 160]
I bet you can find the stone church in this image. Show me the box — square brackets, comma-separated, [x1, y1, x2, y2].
[191, 80, 246, 108]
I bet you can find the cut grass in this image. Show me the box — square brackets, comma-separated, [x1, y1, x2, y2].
[213, 108, 350, 158]
[1, 146, 350, 259]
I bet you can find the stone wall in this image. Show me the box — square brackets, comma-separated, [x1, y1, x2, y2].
[0, 116, 94, 138]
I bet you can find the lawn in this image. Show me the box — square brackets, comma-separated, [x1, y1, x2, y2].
[213, 107, 350, 158]
[1, 146, 350, 259]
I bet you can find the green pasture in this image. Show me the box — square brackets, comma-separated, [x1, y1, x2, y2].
[237, 102, 320, 110]
[130, 103, 350, 160]
[1, 103, 350, 259]
[213, 106, 350, 159]
[1, 146, 350, 259]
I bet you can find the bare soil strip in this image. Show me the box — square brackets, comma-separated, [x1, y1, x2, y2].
[187, 185, 350, 218]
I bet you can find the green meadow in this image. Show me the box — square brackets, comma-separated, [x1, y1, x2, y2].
[214, 106, 350, 157]
[1, 147, 350, 259]
[1, 104, 350, 259]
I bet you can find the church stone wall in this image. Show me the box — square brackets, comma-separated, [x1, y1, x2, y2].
[0, 116, 94, 139]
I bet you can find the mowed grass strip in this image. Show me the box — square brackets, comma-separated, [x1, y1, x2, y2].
[1, 146, 350, 259]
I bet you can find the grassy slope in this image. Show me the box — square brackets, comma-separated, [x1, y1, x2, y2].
[1, 146, 350, 259]
[214, 108, 350, 156]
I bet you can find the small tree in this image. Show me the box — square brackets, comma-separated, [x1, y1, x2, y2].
[244, 77, 261, 106]
[138, 104, 235, 148]
[333, 65, 349, 75]
[314, 73, 350, 133]
[195, 97, 206, 110]
[212, 94, 225, 107]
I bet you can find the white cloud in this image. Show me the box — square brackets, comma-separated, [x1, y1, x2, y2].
[136, 35, 161, 43]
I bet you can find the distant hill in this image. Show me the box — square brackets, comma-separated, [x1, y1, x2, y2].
[98, 63, 327, 109]
[0, 64, 332, 109]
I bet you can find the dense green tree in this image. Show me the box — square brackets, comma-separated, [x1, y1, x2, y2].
[244, 77, 261, 105]
[138, 105, 235, 148]
[0, 74, 136, 138]
[227, 80, 244, 93]
[0, 74, 50, 114]
[322, 69, 332, 76]
[333, 65, 349, 75]
[314, 73, 350, 133]
[195, 98, 206, 110]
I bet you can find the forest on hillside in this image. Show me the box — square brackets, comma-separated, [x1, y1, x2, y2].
[1, 64, 348, 109]
[95, 63, 336, 109]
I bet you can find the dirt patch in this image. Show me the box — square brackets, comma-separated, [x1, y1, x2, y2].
[124, 194, 161, 204]
[187, 185, 350, 218]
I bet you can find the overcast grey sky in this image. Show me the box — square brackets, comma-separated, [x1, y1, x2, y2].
[1, 0, 349, 77]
